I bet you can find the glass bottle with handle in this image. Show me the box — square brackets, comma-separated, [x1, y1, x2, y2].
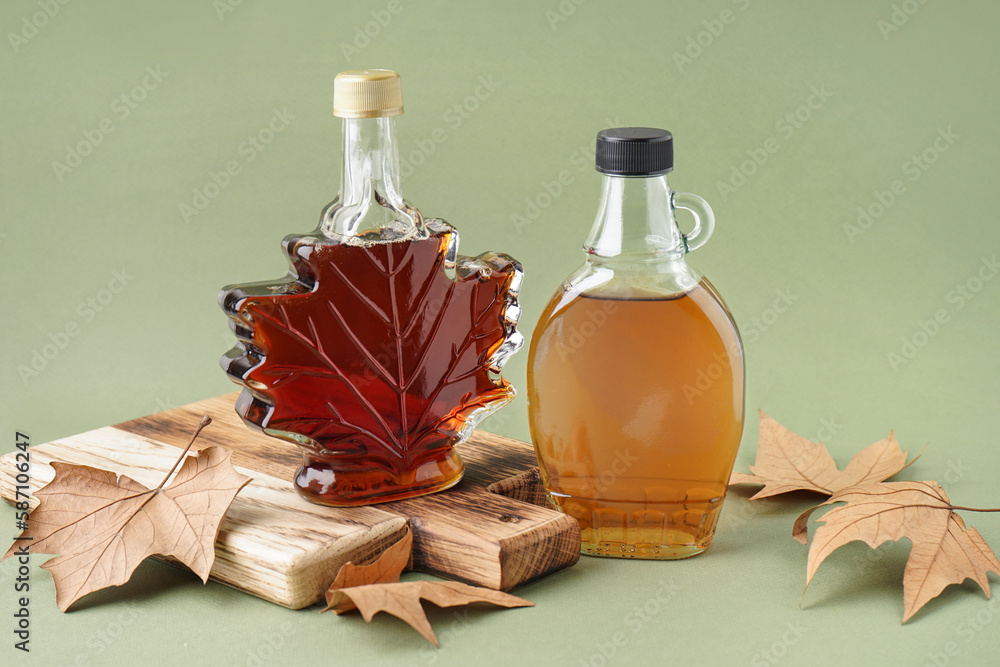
[528, 127, 744, 558]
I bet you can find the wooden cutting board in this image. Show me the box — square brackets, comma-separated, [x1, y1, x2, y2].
[0, 393, 578, 609]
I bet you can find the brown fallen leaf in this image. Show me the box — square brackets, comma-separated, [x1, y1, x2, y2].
[322, 528, 531, 645]
[2, 417, 251, 611]
[326, 580, 533, 646]
[729, 410, 915, 498]
[323, 526, 413, 613]
[793, 481, 1000, 623]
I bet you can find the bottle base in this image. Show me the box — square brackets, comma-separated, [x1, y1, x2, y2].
[294, 449, 464, 506]
[546, 490, 723, 560]
[581, 533, 711, 560]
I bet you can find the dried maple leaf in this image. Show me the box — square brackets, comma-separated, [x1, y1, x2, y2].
[324, 526, 413, 612]
[793, 481, 1000, 622]
[729, 410, 914, 498]
[326, 580, 533, 646]
[220, 223, 522, 476]
[321, 527, 531, 645]
[2, 417, 251, 611]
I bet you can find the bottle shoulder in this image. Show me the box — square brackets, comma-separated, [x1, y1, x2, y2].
[559, 256, 705, 299]
[534, 261, 738, 335]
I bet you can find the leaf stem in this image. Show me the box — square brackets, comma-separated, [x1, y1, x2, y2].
[857, 502, 1000, 513]
[949, 506, 1000, 513]
[156, 416, 212, 492]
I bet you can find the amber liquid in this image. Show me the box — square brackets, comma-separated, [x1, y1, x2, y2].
[528, 279, 744, 558]
[223, 227, 518, 505]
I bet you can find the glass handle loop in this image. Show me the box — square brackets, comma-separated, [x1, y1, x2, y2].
[671, 191, 715, 254]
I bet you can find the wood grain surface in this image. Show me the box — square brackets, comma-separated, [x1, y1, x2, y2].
[0, 393, 578, 609]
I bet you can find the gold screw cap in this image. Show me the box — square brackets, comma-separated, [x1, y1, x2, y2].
[333, 69, 404, 118]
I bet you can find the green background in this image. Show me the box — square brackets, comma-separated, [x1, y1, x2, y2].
[3, 0, 999, 665]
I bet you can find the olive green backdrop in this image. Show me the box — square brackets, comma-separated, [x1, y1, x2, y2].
[3, 0, 999, 665]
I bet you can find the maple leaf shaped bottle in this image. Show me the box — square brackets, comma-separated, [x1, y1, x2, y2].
[220, 70, 523, 506]
[528, 128, 744, 558]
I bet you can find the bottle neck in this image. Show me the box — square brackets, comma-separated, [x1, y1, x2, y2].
[584, 173, 686, 261]
[320, 116, 420, 238]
